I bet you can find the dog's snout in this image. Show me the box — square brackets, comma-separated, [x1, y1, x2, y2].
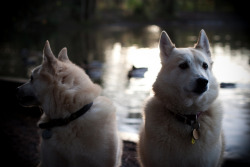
[16, 84, 39, 107]
[193, 78, 208, 94]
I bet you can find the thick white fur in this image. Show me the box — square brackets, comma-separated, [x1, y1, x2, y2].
[138, 30, 224, 167]
[20, 41, 122, 167]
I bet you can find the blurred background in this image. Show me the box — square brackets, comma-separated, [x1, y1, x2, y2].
[0, 0, 250, 166]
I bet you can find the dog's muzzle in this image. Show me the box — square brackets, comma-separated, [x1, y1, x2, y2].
[193, 78, 208, 95]
[16, 84, 39, 107]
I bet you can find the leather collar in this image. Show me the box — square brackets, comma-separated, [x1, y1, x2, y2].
[38, 102, 93, 129]
[170, 111, 203, 129]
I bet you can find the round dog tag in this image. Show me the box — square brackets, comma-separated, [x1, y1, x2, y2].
[192, 129, 199, 140]
[42, 129, 52, 139]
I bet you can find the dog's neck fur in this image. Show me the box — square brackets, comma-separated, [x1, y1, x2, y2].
[40, 76, 102, 120]
[153, 82, 218, 115]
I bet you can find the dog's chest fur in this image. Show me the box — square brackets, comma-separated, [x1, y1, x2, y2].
[141, 97, 223, 166]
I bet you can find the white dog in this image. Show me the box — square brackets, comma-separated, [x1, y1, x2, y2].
[17, 41, 122, 167]
[138, 30, 224, 167]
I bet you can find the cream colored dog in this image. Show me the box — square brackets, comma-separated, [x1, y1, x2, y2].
[138, 30, 224, 167]
[17, 41, 122, 167]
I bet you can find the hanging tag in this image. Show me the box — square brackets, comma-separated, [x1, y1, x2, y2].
[192, 129, 199, 140]
[191, 128, 199, 144]
[191, 137, 195, 144]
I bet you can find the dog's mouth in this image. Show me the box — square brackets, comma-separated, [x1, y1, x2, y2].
[17, 95, 39, 107]
[193, 86, 208, 95]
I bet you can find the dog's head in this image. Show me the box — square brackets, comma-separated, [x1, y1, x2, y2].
[16, 41, 101, 117]
[153, 30, 218, 112]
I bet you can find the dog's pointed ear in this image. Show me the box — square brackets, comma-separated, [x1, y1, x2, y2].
[43, 40, 56, 64]
[195, 29, 211, 57]
[58, 47, 70, 62]
[159, 31, 175, 58]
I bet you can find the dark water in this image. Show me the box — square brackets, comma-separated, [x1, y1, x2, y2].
[1, 25, 250, 162]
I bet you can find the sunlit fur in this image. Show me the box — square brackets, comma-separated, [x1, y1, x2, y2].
[17, 41, 122, 167]
[138, 30, 224, 167]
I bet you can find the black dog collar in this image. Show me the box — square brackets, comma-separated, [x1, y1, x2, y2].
[170, 111, 202, 128]
[39, 102, 93, 130]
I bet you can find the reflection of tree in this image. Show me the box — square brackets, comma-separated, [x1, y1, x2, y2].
[72, 0, 96, 21]
[80, 0, 96, 21]
[1, 0, 243, 30]
[159, 0, 176, 15]
[123, 0, 237, 18]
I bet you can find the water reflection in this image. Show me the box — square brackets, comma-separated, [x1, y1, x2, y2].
[1, 25, 250, 161]
[221, 88, 250, 161]
[213, 43, 250, 83]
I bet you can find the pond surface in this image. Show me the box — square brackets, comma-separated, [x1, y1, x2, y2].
[1, 24, 250, 162]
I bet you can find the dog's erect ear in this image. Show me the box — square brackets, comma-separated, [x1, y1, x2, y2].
[58, 47, 70, 62]
[43, 40, 56, 64]
[159, 31, 175, 58]
[42, 41, 58, 74]
[195, 29, 211, 57]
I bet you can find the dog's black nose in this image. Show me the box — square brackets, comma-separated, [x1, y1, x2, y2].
[197, 78, 208, 87]
[16, 87, 19, 93]
[193, 78, 208, 94]
[16, 87, 21, 99]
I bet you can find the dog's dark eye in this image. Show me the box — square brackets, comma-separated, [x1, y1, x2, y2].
[202, 62, 208, 70]
[179, 62, 189, 70]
